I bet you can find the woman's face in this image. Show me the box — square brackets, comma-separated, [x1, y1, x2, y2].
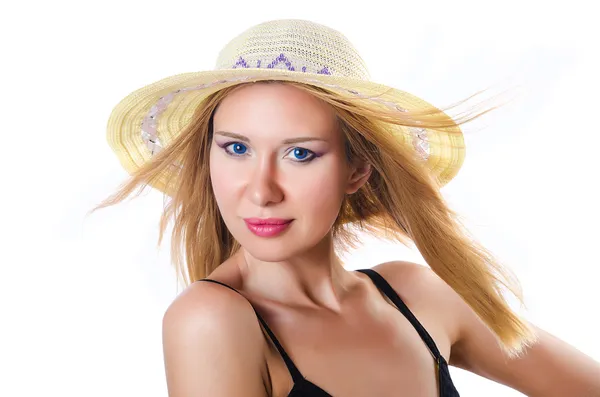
[209, 82, 367, 261]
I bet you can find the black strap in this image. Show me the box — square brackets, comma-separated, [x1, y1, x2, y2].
[198, 279, 305, 383]
[355, 268, 442, 360]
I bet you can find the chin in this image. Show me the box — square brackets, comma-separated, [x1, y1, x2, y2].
[240, 240, 304, 262]
[234, 229, 316, 262]
[228, 220, 330, 262]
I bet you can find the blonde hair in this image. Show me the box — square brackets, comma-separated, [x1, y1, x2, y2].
[90, 80, 535, 356]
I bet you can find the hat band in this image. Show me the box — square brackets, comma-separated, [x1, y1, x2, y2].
[230, 53, 333, 75]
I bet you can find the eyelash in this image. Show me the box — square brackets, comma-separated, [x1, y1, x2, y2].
[219, 141, 318, 163]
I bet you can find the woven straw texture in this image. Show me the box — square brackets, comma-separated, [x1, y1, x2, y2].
[106, 19, 465, 193]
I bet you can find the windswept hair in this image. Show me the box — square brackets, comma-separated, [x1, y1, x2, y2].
[90, 80, 536, 356]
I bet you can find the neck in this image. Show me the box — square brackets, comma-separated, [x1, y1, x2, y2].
[235, 234, 357, 312]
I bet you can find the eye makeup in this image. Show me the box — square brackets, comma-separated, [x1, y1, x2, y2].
[215, 140, 323, 163]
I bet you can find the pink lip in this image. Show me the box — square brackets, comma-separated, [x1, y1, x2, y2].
[244, 218, 293, 237]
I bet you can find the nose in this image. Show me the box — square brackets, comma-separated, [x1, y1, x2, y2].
[245, 155, 284, 207]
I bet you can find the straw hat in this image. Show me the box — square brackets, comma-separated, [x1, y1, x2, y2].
[106, 19, 465, 193]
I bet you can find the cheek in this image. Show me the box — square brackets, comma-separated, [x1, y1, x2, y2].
[290, 161, 347, 220]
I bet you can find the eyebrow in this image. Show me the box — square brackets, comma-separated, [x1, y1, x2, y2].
[214, 131, 327, 144]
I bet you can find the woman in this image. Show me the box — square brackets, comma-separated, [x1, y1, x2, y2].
[93, 19, 600, 396]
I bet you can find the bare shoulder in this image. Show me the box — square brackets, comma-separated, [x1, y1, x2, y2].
[371, 260, 462, 306]
[371, 260, 465, 346]
[162, 280, 268, 397]
[163, 279, 261, 338]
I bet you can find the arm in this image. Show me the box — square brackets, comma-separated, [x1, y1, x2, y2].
[162, 281, 269, 397]
[451, 300, 600, 396]
[375, 261, 600, 396]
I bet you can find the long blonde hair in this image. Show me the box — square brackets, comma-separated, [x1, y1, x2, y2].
[90, 80, 535, 356]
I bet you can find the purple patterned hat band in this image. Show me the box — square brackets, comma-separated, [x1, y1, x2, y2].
[231, 53, 332, 75]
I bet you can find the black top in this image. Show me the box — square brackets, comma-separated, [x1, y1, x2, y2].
[199, 268, 460, 396]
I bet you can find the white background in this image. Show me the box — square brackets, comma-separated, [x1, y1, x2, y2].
[1, 0, 599, 396]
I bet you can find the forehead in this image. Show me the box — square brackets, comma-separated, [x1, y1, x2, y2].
[212, 82, 339, 141]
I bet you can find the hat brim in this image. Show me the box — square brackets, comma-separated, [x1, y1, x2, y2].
[106, 68, 465, 193]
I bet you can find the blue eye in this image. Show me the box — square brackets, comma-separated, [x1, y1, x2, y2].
[291, 148, 312, 161]
[288, 147, 317, 163]
[224, 142, 247, 155]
